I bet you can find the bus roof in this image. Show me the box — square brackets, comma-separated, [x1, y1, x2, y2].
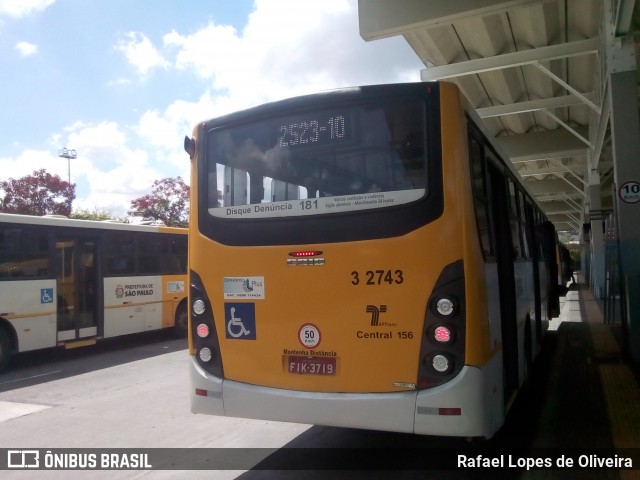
[0, 213, 186, 235]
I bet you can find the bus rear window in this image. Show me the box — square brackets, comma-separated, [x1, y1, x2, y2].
[206, 97, 427, 219]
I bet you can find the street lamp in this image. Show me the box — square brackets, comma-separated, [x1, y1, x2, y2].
[58, 147, 77, 185]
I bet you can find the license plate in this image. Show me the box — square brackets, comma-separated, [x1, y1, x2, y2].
[285, 355, 337, 375]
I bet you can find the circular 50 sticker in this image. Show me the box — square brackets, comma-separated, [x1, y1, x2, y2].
[298, 323, 321, 349]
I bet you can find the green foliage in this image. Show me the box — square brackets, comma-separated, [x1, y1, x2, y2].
[568, 245, 581, 268]
[70, 208, 125, 222]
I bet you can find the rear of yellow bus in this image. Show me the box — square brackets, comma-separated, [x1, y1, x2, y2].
[187, 82, 496, 438]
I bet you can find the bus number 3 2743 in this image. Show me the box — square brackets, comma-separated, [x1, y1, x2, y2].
[351, 269, 404, 286]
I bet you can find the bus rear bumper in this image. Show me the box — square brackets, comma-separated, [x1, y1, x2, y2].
[190, 357, 495, 437]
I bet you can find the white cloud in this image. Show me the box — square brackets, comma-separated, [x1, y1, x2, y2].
[107, 77, 132, 88]
[138, 93, 215, 148]
[16, 41, 37, 56]
[0, 0, 54, 18]
[47, 122, 159, 215]
[162, 0, 422, 112]
[115, 32, 170, 78]
[0, 149, 65, 182]
[164, 24, 240, 81]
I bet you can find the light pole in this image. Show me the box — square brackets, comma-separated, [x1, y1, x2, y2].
[58, 147, 77, 185]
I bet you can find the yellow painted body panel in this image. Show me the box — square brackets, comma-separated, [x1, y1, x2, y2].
[194, 220, 464, 393]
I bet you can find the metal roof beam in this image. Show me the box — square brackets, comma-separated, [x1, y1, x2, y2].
[614, 0, 637, 36]
[526, 177, 583, 195]
[519, 166, 585, 177]
[358, 0, 541, 41]
[541, 110, 592, 147]
[532, 62, 600, 112]
[497, 127, 589, 162]
[590, 83, 611, 172]
[535, 193, 584, 202]
[549, 159, 587, 188]
[420, 38, 598, 81]
[476, 94, 594, 118]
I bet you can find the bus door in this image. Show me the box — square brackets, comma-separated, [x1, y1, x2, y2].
[56, 236, 99, 343]
[487, 161, 519, 406]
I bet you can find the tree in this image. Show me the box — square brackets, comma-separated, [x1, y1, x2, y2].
[128, 177, 190, 227]
[71, 208, 125, 222]
[0, 169, 75, 216]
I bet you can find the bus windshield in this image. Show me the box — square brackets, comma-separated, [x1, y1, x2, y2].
[206, 96, 427, 219]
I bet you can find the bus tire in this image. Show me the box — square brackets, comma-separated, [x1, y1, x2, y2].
[0, 327, 12, 373]
[173, 302, 188, 338]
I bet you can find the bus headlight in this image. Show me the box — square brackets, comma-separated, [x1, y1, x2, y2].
[193, 299, 206, 315]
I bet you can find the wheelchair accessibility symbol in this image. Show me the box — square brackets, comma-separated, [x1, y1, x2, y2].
[224, 303, 256, 340]
[41, 288, 54, 304]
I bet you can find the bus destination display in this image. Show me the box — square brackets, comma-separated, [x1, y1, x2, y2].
[277, 112, 349, 148]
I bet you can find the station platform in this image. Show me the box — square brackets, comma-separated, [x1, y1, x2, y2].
[513, 274, 640, 477]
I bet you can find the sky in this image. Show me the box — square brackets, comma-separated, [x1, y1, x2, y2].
[0, 0, 424, 217]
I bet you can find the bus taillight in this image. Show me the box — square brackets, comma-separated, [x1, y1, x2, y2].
[190, 270, 224, 378]
[199, 347, 213, 362]
[196, 323, 209, 338]
[435, 297, 456, 316]
[288, 250, 323, 257]
[417, 260, 465, 389]
[434, 325, 452, 343]
[431, 353, 452, 373]
[193, 299, 206, 315]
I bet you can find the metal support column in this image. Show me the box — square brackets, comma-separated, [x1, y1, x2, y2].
[588, 170, 605, 299]
[609, 68, 640, 361]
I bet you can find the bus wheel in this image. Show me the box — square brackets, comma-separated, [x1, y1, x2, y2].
[0, 327, 12, 373]
[173, 302, 188, 338]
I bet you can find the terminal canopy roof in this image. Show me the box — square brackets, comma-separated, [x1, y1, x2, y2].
[360, 0, 640, 237]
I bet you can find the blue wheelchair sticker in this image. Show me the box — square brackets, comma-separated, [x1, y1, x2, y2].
[224, 303, 256, 340]
[41, 288, 54, 304]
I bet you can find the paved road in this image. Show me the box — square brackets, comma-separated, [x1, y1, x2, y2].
[0, 332, 310, 479]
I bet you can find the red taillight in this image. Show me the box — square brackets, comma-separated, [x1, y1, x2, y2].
[288, 250, 323, 257]
[196, 323, 209, 338]
[438, 407, 461, 416]
[434, 326, 451, 343]
[418, 378, 430, 389]
[195, 388, 208, 397]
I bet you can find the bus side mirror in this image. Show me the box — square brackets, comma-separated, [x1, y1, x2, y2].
[184, 136, 196, 159]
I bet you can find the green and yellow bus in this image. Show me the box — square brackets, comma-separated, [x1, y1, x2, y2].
[0, 213, 188, 371]
[185, 82, 560, 438]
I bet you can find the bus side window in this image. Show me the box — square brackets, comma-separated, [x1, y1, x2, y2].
[105, 233, 135, 276]
[171, 236, 188, 274]
[0, 227, 50, 279]
[469, 133, 493, 258]
[508, 178, 522, 259]
[107, 257, 133, 275]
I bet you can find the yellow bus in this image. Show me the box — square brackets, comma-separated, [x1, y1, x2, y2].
[185, 82, 560, 439]
[0, 213, 188, 371]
